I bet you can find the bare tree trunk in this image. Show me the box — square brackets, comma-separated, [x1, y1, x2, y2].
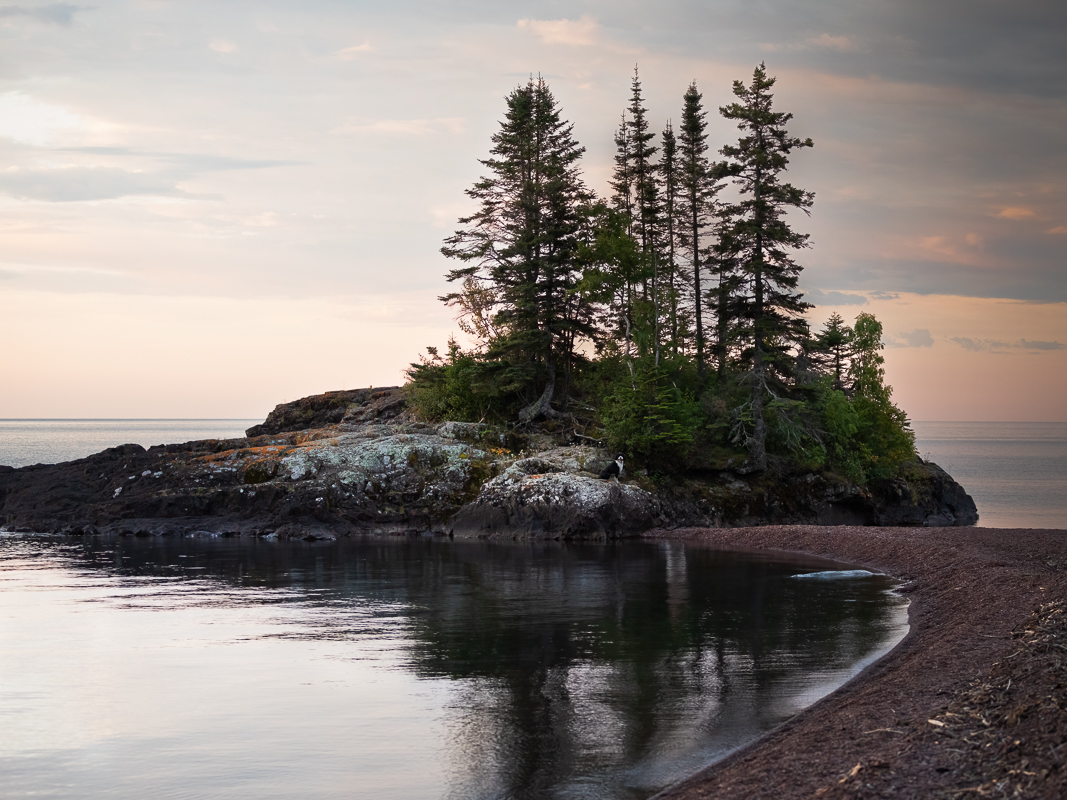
[518, 356, 559, 422]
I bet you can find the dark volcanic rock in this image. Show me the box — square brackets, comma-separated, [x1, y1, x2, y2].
[869, 460, 979, 526]
[653, 460, 978, 530]
[245, 386, 405, 437]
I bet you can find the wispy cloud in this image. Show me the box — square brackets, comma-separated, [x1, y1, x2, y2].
[887, 329, 934, 348]
[0, 167, 180, 202]
[804, 288, 868, 306]
[950, 337, 1064, 353]
[58, 147, 300, 172]
[1021, 339, 1065, 351]
[331, 118, 465, 136]
[336, 43, 372, 60]
[950, 337, 1010, 352]
[807, 33, 861, 53]
[0, 92, 83, 146]
[516, 14, 600, 46]
[0, 4, 86, 26]
[209, 40, 238, 54]
[997, 206, 1036, 220]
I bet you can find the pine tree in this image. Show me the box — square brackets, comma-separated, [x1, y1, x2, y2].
[441, 78, 595, 422]
[719, 63, 814, 470]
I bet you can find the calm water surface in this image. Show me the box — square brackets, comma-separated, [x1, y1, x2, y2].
[912, 421, 1067, 529]
[0, 420, 257, 468]
[0, 535, 908, 800]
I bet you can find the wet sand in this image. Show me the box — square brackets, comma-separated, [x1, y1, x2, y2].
[644, 526, 1067, 799]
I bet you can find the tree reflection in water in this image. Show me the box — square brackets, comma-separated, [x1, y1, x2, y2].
[67, 535, 907, 800]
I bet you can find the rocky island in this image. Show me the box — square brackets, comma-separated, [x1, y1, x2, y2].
[0, 386, 977, 538]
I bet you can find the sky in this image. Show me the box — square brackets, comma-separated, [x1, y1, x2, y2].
[1, 0, 1065, 421]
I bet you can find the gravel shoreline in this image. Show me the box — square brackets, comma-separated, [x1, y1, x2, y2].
[643, 526, 1067, 799]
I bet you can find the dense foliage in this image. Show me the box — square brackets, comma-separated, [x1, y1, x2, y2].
[407, 65, 916, 483]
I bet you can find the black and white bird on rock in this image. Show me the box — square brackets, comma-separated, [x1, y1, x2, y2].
[598, 455, 624, 482]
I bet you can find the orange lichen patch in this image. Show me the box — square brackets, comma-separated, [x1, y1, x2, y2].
[198, 449, 240, 463]
[238, 445, 292, 458]
[293, 428, 340, 446]
[196, 445, 292, 464]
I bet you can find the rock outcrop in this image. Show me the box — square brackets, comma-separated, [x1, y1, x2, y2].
[449, 451, 658, 538]
[0, 386, 978, 539]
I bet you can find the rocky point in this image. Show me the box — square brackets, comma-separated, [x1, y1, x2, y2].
[0, 387, 978, 539]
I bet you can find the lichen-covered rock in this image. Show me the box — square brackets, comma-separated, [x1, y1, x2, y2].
[0, 422, 492, 539]
[437, 421, 488, 442]
[450, 471, 658, 540]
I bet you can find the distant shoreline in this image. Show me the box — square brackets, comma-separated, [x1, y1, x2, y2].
[646, 525, 1067, 799]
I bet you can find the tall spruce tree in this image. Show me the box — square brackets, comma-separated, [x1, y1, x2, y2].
[676, 81, 717, 375]
[659, 120, 682, 356]
[625, 67, 659, 289]
[609, 67, 661, 360]
[719, 63, 814, 470]
[441, 78, 595, 422]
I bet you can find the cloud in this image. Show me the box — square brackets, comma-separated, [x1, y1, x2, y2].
[807, 33, 861, 53]
[331, 118, 465, 136]
[336, 43, 372, 59]
[804, 288, 868, 306]
[887, 329, 934, 348]
[997, 207, 1036, 220]
[950, 337, 1006, 352]
[0, 167, 180, 202]
[950, 337, 1064, 353]
[0, 92, 83, 146]
[1047, 226, 1067, 235]
[58, 147, 300, 172]
[0, 4, 85, 25]
[209, 40, 238, 54]
[516, 14, 600, 46]
[1020, 339, 1065, 351]
[868, 291, 901, 301]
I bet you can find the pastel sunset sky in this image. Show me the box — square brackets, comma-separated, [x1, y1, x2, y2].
[2, 1, 1065, 420]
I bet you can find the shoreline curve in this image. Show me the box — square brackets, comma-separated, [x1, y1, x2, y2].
[643, 525, 1067, 799]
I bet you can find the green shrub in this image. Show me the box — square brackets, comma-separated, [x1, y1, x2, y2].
[405, 338, 512, 422]
[599, 360, 703, 473]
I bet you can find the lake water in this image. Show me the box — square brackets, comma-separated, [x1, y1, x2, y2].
[0, 535, 908, 800]
[0, 420, 258, 469]
[912, 421, 1067, 529]
[1, 419, 1064, 529]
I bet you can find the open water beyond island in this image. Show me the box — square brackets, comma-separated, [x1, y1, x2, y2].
[0, 535, 908, 800]
[912, 421, 1067, 529]
[0, 419, 258, 469]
